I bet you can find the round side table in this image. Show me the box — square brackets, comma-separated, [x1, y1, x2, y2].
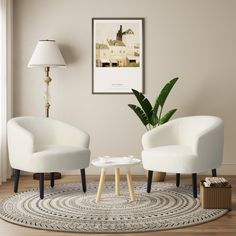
[92, 157, 141, 203]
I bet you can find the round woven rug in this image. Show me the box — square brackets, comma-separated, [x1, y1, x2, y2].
[0, 181, 228, 233]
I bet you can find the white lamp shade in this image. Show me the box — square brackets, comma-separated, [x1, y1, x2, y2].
[28, 40, 66, 67]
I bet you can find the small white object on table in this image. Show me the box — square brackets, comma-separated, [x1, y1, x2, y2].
[92, 156, 141, 203]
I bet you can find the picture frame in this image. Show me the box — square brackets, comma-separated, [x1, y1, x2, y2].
[92, 18, 145, 94]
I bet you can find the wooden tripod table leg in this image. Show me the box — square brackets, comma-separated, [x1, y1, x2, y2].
[126, 170, 136, 202]
[96, 168, 106, 203]
[115, 168, 120, 195]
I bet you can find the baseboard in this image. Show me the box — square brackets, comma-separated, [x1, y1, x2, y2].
[214, 163, 236, 175]
[21, 163, 236, 176]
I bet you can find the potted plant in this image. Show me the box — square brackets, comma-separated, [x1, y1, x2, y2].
[128, 77, 179, 181]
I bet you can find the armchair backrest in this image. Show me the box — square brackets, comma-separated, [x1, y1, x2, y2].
[11, 116, 89, 148]
[142, 116, 223, 152]
[15, 117, 56, 147]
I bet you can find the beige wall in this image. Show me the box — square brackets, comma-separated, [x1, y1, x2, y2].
[13, 0, 236, 174]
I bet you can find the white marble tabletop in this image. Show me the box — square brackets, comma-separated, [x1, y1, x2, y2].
[92, 156, 141, 168]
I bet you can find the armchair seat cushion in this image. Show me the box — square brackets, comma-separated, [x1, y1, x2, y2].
[31, 145, 90, 173]
[142, 145, 199, 174]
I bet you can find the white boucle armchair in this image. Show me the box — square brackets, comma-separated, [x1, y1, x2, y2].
[142, 116, 224, 198]
[7, 116, 91, 199]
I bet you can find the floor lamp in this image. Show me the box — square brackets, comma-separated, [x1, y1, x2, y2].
[28, 39, 66, 180]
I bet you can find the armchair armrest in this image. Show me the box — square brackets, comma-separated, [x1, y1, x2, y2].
[7, 120, 34, 168]
[193, 119, 224, 166]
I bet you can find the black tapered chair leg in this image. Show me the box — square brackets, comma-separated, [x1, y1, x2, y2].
[212, 169, 217, 177]
[147, 170, 153, 193]
[50, 172, 55, 188]
[80, 169, 86, 192]
[176, 173, 180, 187]
[14, 169, 20, 193]
[39, 173, 44, 199]
[192, 173, 197, 198]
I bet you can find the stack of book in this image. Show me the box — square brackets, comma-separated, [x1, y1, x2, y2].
[203, 177, 229, 187]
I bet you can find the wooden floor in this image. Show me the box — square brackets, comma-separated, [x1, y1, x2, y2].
[0, 174, 235, 236]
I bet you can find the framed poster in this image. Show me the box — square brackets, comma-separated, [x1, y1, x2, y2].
[92, 18, 144, 94]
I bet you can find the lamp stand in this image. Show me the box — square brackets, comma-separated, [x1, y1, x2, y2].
[33, 66, 62, 180]
[44, 66, 51, 118]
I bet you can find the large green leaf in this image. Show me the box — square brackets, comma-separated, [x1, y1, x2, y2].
[152, 100, 160, 117]
[159, 109, 177, 124]
[150, 114, 159, 127]
[128, 104, 149, 127]
[155, 77, 179, 110]
[131, 89, 153, 120]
